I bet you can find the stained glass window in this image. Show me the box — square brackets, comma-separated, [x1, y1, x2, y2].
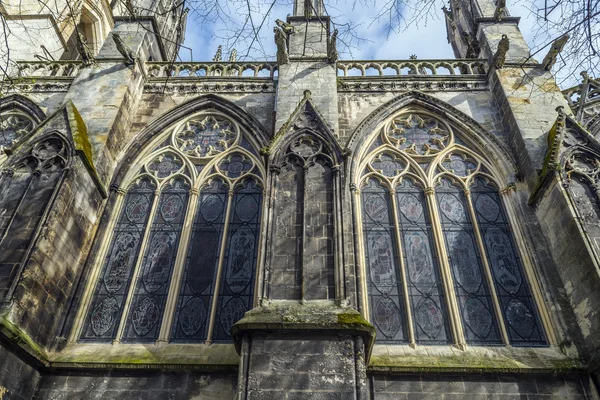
[362, 179, 407, 343]
[171, 179, 228, 342]
[213, 179, 262, 342]
[122, 178, 190, 342]
[82, 178, 156, 341]
[80, 111, 264, 345]
[471, 178, 546, 345]
[360, 110, 547, 347]
[396, 179, 450, 344]
[0, 112, 35, 151]
[436, 178, 502, 345]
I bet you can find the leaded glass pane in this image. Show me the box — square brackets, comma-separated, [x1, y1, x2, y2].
[471, 178, 546, 345]
[171, 179, 228, 342]
[396, 179, 450, 344]
[362, 179, 407, 343]
[436, 178, 502, 344]
[81, 178, 155, 341]
[122, 178, 190, 342]
[213, 179, 262, 342]
[0, 112, 34, 150]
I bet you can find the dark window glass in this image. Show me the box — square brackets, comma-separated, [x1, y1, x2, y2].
[436, 177, 502, 345]
[122, 178, 189, 342]
[362, 179, 407, 343]
[82, 178, 156, 341]
[396, 179, 451, 344]
[213, 179, 262, 342]
[171, 179, 228, 342]
[471, 177, 546, 345]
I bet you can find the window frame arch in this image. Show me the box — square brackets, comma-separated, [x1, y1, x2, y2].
[72, 109, 266, 344]
[353, 105, 556, 348]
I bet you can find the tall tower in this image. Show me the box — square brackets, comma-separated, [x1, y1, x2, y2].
[444, 0, 569, 187]
[274, 0, 339, 133]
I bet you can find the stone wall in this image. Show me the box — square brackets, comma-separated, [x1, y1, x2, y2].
[34, 371, 236, 400]
[0, 340, 41, 400]
[370, 373, 595, 399]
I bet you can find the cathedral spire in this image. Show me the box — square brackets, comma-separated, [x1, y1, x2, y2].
[293, 0, 325, 17]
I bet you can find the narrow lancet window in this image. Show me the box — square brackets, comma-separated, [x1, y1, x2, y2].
[362, 178, 407, 343]
[471, 178, 545, 345]
[396, 179, 450, 343]
[436, 178, 502, 345]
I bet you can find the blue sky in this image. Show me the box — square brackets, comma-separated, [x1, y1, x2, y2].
[177, 0, 574, 85]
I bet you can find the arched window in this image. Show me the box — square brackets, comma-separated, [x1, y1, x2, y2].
[356, 110, 547, 347]
[79, 112, 264, 343]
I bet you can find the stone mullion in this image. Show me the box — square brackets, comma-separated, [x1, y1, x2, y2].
[0, 169, 35, 244]
[114, 188, 162, 343]
[464, 188, 510, 346]
[205, 189, 234, 344]
[332, 165, 345, 302]
[261, 166, 280, 302]
[389, 188, 415, 347]
[424, 187, 466, 349]
[252, 186, 268, 308]
[351, 186, 368, 317]
[500, 186, 557, 345]
[300, 164, 309, 302]
[157, 188, 199, 343]
[68, 188, 127, 343]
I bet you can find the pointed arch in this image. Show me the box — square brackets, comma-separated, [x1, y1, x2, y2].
[347, 91, 518, 186]
[113, 94, 270, 188]
[0, 94, 46, 122]
[351, 91, 550, 347]
[74, 96, 266, 344]
[263, 95, 344, 303]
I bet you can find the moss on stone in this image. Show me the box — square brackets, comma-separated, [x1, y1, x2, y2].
[337, 312, 373, 330]
[0, 314, 48, 363]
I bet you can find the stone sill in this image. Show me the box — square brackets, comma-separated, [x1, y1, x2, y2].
[48, 342, 239, 370]
[369, 344, 585, 374]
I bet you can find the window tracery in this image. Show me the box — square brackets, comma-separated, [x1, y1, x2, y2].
[356, 109, 547, 347]
[0, 135, 68, 301]
[79, 111, 264, 344]
[0, 111, 36, 152]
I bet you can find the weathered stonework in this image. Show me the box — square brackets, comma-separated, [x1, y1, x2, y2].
[1, 0, 600, 398]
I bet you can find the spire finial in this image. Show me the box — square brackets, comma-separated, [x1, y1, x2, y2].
[293, 0, 325, 17]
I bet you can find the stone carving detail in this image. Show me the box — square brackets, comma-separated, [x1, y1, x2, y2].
[175, 115, 237, 159]
[274, 26, 290, 65]
[385, 114, 449, 156]
[0, 112, 34, 150]
[328, 29, 339, 63]
[541, 35, 569, 71]
[492, 35, 509, 69]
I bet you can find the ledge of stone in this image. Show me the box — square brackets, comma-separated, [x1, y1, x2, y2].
[369, 344, 585, 374]
[232, 301, 376, 357]
[49, 343, 239, 370]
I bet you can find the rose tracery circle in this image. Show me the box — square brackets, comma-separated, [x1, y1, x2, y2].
[174, 115, 238, 159]
[0, 112, 35, 150]
[385, 113, 450, 156]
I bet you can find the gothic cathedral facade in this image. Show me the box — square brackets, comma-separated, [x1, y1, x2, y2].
[0, 0, 600, 398]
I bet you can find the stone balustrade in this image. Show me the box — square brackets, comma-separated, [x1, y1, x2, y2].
[563, 84, 600, 106]
[336, 59, 487, 77]
[16, 61, 83, 78]
[145, 62, 279, 78]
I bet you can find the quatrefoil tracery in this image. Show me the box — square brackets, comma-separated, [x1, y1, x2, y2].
[384, 113, 451, 156]
[174, 114, 239, 160]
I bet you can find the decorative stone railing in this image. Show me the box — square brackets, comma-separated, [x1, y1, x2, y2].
[15, 61, 83, 78]
[336, 60, 488, 77]
[562, 85, 600, 107]
[145, 62, 279, 78]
